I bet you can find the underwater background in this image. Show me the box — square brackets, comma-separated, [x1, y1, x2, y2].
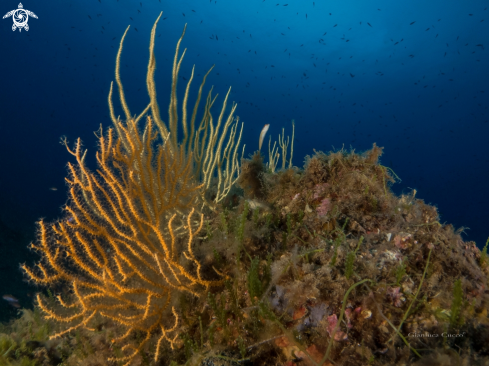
[0, 0, 488, 326]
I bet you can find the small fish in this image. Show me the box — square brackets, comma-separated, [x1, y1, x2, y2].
[3, 294, 18, 302]
[367, 22, 372, 27]
[49, 187, 58, 191]
[259, 124, 270, 150]
[246, 199, 272, 212]
[410, 21, 416, 25]
[2, 294, 20, 308]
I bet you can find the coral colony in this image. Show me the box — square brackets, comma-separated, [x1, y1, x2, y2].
[2, 13, 489, 366]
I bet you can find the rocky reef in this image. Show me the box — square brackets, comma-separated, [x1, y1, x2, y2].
[2, 143, 488, 366]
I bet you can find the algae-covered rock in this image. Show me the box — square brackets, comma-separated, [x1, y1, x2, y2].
[3, 145, 488, 366]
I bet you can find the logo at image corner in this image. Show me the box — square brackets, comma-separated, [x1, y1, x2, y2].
[3, 3, 38, 32]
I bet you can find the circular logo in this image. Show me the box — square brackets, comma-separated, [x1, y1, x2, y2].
[3, 3, 38, 32]
[13, 9, 28, 28]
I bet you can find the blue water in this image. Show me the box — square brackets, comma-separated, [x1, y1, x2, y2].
[0, 0, 488, 316]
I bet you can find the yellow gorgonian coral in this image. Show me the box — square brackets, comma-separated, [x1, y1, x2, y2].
[109, 12, 244, 205]
[22, 116, 224, 365]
